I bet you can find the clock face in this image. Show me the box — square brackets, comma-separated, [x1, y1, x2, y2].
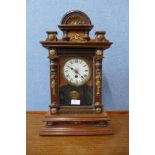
[63, 58, 91, 86]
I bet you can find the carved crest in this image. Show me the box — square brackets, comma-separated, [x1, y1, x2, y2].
[61, 10, 92, 25]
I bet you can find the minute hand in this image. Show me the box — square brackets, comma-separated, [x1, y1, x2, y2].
[76, 71, 85, 79]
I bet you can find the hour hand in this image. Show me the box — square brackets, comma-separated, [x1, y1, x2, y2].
[67, 66, 75, 71]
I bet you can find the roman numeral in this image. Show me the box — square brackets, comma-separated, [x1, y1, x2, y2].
[84, 74, 87, 78]
[66, 74, 70, 78]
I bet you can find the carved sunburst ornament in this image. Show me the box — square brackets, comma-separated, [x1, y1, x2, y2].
[66, 16, 86, 25]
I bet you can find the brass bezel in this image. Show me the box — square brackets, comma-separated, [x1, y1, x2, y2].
[62, 57, 91, 86]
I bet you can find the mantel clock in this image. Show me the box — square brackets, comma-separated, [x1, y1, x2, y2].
[40, 10, 113, 135]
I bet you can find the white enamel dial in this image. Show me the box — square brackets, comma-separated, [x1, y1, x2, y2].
[63, 58, 91, 86]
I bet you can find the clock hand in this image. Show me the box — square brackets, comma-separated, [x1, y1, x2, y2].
[76, 71, 85, 80]
[67, 66, 75, 71]
[67, 66, 80, 75]
[67, 66, 85, 79]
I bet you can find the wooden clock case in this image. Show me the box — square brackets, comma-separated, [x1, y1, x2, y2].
[40, 10, 113, 135]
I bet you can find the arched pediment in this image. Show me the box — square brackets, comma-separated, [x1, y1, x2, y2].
[61, 10, 92, 25]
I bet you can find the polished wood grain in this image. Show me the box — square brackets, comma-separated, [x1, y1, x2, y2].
[27, 112, 129, 155]
[40, 111, 112, 135]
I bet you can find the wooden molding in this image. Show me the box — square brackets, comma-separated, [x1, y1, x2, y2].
[26, 110, 129, 115]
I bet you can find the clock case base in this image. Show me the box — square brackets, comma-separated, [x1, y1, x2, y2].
[39, 111, 113, 136]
